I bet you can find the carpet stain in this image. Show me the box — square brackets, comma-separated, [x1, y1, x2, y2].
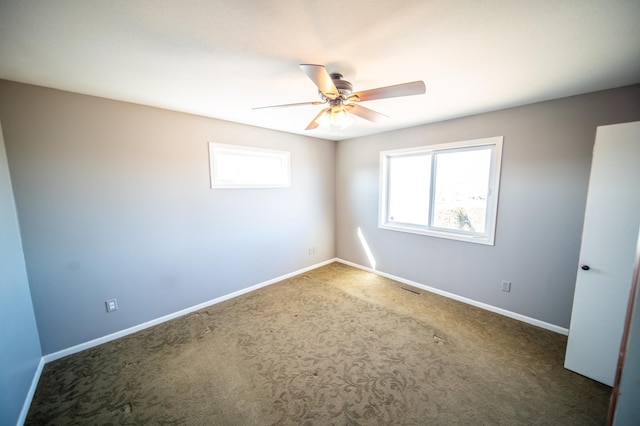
[433, 334, 447, 345]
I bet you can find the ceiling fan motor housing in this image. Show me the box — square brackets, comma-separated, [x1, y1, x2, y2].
[321, 73, 353, 103]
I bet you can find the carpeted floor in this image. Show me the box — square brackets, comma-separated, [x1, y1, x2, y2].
[26, 262, 610, 425]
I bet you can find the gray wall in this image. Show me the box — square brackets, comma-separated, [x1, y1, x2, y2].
[336, 85, 640, 329]
[0, 80, 336, 355]
[0, 121, 42, 425]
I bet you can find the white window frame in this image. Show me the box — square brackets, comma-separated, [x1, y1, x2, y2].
[379, 136, 503, 245]
[209, 142, 291, 189]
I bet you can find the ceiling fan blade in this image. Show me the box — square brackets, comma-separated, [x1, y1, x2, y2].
[305, 107, 329, 130]
[349, 81, 426, 103]
[345, 103, 389, 122]
[252, 101, 324, 110]
[299, 64, 340, 100]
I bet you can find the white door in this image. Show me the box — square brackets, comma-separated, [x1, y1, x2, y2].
[564, 121, 640, 386]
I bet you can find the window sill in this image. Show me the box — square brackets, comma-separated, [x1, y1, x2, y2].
[379, 222, 495, 246]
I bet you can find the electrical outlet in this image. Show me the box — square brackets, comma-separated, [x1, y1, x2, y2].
[308, 246, 316, 255]
[106, 298, 118, 312]
[501, 281, 511, 292]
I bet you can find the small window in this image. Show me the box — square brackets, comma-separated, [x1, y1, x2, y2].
[379, 136, 503, 245]
[209, 143, 290, 188]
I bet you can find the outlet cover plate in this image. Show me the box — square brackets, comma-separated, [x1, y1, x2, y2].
[106, 298, 118, 312]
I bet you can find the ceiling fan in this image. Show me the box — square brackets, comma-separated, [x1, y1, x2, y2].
[253, 64, 426, 130]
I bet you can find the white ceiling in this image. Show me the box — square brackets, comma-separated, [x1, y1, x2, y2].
[1, 1, 639, 141]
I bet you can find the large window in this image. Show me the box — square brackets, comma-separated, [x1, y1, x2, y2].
[209, 143, 290, 188]
[379, 136, 503, 245]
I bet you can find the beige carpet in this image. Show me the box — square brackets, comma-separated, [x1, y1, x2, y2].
[26, 262, 610, 425]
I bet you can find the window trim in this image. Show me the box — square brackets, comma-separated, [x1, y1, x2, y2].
[209, 142, 291, 189]
[379, 136, 503, 245]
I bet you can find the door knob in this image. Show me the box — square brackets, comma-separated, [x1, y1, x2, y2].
[581, 265, 590, 271]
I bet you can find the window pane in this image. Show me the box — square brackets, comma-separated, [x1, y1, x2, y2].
[379, 136, 502, 245]
[209, 143, 290, 188]
[387, 154, 431, 225]
[215, 151, 287, 184]
[432, 148, 492, 233]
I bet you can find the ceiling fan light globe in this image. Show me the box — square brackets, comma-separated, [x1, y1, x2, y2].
[316, 107, 352, 130]
[330, 108, 352, 129]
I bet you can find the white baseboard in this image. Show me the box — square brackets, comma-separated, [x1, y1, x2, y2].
[24, 257, 565, 424]
[42, 256, 567, 365]
[336, 258, 569, 336]
[17, 357, 45, 426]
[43, 258, 338, 363]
